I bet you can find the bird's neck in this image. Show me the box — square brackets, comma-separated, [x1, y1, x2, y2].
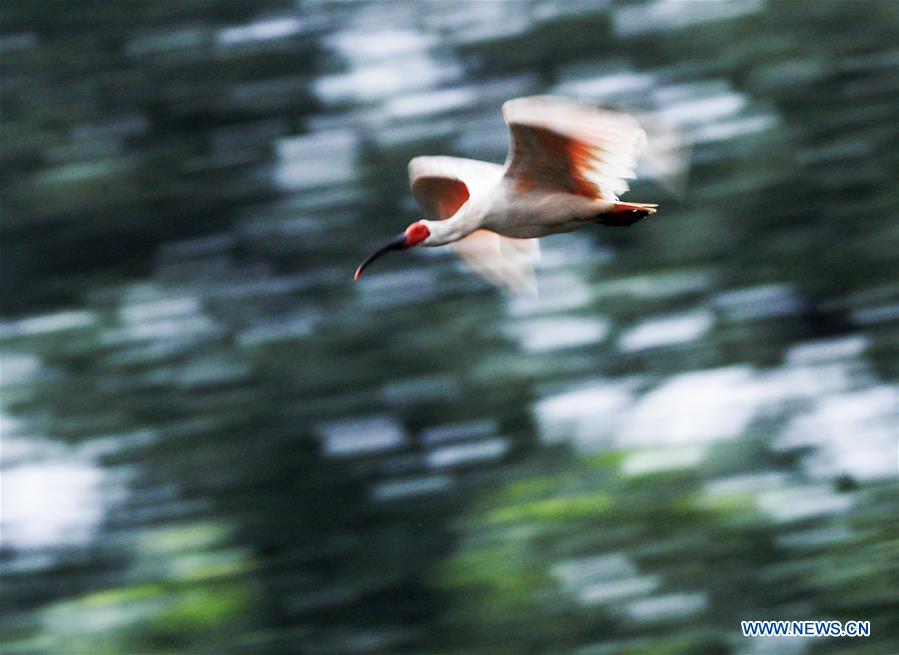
[426, 203, 484, 246]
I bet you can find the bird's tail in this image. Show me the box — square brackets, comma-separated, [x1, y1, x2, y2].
[596, 202, 657, 227]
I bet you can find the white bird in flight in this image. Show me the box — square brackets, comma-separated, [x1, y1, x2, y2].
[355, 95, 678, 295]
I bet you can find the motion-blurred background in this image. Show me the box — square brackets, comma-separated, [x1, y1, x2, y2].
[1, 1, 897, 654]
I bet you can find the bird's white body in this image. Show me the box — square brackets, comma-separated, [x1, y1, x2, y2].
[356, 96, 681, 294]
[424, 181, 617, 244]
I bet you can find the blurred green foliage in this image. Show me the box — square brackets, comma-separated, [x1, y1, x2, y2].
[2, 1, 897, 654]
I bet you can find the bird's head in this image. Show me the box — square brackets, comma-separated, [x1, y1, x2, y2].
[354, 222, 431, 280]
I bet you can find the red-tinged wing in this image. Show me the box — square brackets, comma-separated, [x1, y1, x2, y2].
[408, 156, 540, 295]
[411, 176, 468, 220]
[502, 96, 647, 200]
[409, 156, 504, 219]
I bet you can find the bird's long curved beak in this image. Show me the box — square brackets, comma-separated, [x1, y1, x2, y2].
[354, 233, 407, 280]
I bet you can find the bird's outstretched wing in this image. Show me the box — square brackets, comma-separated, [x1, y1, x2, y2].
[452, 229, 540, 296]
[409, 156, 502, 219]
[502, 95, 647, 200]
[409, 156, 540, 295]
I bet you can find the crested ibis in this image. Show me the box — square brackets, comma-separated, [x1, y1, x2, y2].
[354, 95, 678, 295]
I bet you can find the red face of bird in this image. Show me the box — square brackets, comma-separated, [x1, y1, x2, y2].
[354, 222, 431, 280]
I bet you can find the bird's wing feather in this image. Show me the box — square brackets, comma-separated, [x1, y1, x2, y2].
[451, 230, 540, 296]
[408, 156, 503, 219]
[502, 95, 647, 200]
[408, 156, 540, 295]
